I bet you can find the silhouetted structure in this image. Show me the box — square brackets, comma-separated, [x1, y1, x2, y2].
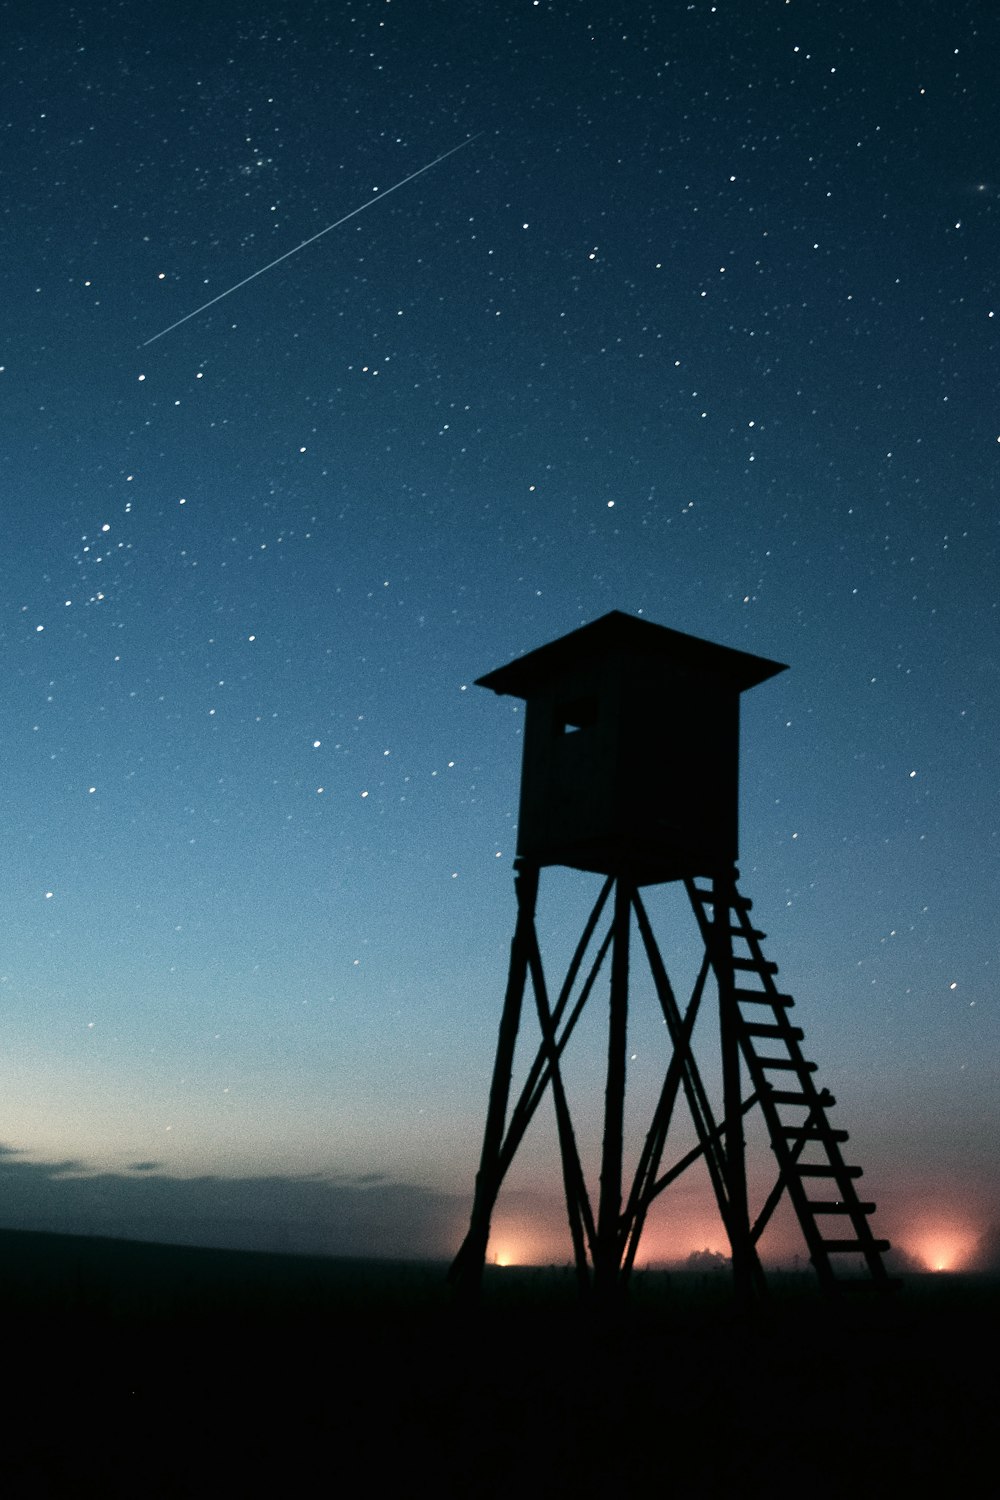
[450, 611, 895, 1306]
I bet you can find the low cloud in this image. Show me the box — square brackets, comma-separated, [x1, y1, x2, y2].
[0, 1145, 466, 1260]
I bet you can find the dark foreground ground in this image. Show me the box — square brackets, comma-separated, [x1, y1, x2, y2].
[0, 1228, 995, 1497]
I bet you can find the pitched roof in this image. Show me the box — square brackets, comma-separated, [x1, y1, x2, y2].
[476, 610, 787, 698]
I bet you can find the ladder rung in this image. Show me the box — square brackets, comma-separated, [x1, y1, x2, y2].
[735, 988, 794, 1007]
[820, 1239, 891, 1254]
[732, 956, 778, 973]
[758, 1057, 816, 1071]
[732, 926, 767, 941]
[797, 1164, 862, 1178]
[744, 1023, 805, 1040]
[768, 1088, 835, 1107]
[780, 1125, 849, 1141]
[808, 1202, 876, 1215]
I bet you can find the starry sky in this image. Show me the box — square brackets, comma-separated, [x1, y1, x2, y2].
[0, 0, 996, 1272]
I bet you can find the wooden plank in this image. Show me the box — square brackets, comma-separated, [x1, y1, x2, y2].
[735, 988, 794, 1006]
[796, 1163, 862, 1177]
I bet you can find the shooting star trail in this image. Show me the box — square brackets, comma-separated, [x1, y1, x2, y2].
[140, 133, 482, 348]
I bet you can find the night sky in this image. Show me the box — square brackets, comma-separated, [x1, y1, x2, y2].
[1, 0, 996, 1273]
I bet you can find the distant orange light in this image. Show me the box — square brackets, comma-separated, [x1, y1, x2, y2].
[908, 1224, 978, 1273]
[490, 1230, 534, 1267]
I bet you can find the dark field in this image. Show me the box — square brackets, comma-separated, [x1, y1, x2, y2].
[0, 1228, 995, 1496]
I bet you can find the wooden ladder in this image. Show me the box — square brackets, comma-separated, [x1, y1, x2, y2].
[686, 878, 898, 1294]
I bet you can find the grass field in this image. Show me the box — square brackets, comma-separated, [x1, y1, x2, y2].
[0, 1227, 995, 1495]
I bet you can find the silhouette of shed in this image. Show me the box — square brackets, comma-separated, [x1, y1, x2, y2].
[477, 611, 786, 883]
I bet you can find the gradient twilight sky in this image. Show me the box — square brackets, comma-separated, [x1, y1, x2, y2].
[0, 0, 996, 1271]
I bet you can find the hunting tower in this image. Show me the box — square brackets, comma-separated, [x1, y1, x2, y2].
[450, 611, 894, 1305]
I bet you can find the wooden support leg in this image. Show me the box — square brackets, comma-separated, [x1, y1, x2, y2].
[714, 868, 756, 1308]
[594, 877, 630, 1309]
[449, 861, 538, 1298]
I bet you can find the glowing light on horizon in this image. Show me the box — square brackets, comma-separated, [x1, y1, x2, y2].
[488, 1224, 554, 1268]
[908, 1223, 978, 1273]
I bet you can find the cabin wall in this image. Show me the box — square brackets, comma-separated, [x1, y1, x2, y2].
[514, 653, 740, 879]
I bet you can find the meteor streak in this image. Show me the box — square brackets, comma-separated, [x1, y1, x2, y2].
[140, 133, 482, 348]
